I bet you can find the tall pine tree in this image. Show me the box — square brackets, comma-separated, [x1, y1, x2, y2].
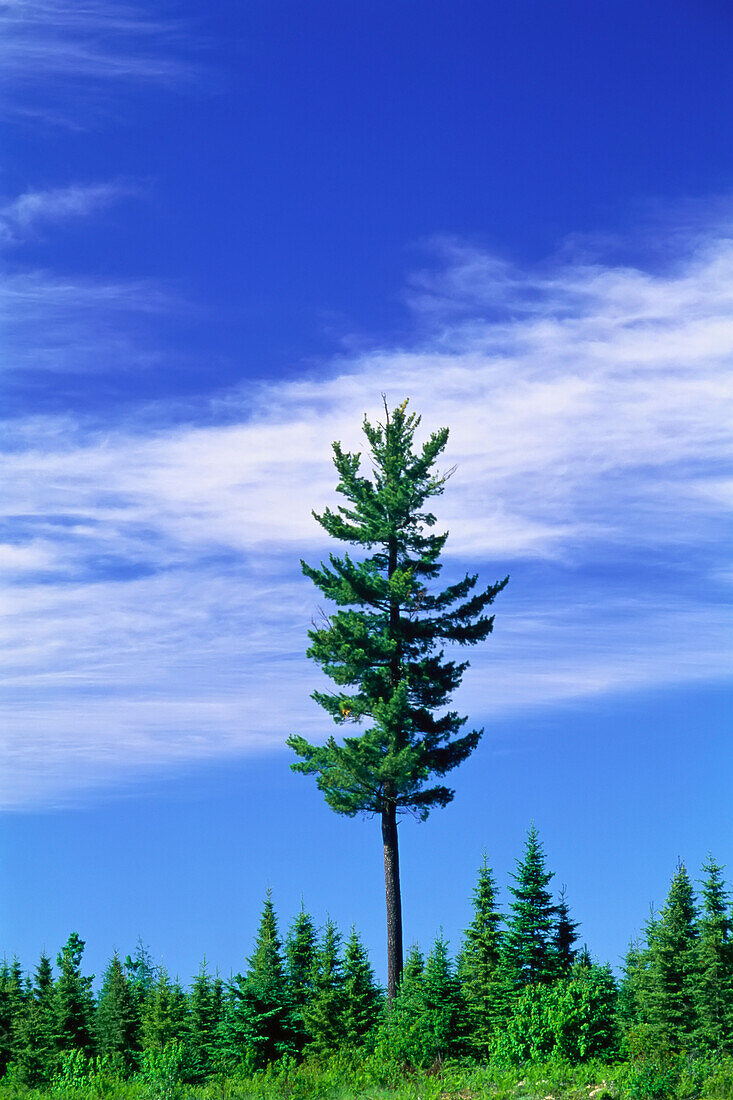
[288, 399, 507, 996]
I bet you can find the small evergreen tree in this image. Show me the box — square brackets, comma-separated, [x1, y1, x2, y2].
[376, 938, 462, 1069]
[419, 936, 464, 1063]
[285, 907, 318, 1013]
[342, 928, 382, 1048]
[124, 939, 157, 1018]
[288, 400, 508, 997]
[504, 826, 558, 987]
[13, 953, 57, 1085]
[695, 856, 733, 1054]
[185, 962, 223, 1081]
[141, 969, 188, 1054]
[220, 892, 299, 1070]
[303, 918, 346, 1056]
[644, 862, 700, 1052]
[55, 933, 94, 1056]
[554, 885, 581, 974]
[94, 953, 140, 1071]
[458, 857, 507, 1054]
[0, 958, 26, 1075]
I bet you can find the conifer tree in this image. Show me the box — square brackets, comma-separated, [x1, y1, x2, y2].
[458, 857, 506, 1053]
[14, 953, 57, 1085]
[554, 885, 581, 973]
[124, 939, 157, 1018]
[504, 826, 558, 987]
[303, 918, 346, 1056]
[289, 400, 508, 997]
[55, 933, 94, 1056]
[420, 936, 464, 1063]
[285, 907, 318, 1012]
[644, 862, 700, 1051]
[94, 953, 140, 1071]
[184, 963, 224, 1081]
[141, 969, 188, 1054]
[695, 857, 733, 1054]
[342, 928, 382, 1049]
[220, 892, 299, 1069]
[0, 958, 26, 1075]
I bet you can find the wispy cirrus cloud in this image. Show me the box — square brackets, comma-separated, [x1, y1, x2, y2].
[0, 182, 135, 243]
[0, 0, 195, 123]
[1, 221, 732, 808]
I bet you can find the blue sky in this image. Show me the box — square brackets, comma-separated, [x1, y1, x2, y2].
[1, 0, 732, 986]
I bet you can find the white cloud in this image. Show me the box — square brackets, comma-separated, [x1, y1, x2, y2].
[0, 0, 194, 123]
[1, 224, 732, 808]
[0, 182, 133, 242]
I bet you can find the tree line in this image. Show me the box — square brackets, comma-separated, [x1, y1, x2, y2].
[2, 828, 732, 1087]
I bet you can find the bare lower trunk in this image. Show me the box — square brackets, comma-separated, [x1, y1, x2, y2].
[382, 801, 403, 1001]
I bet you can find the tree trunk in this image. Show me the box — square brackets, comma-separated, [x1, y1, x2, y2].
[382, 800, 403, 1001]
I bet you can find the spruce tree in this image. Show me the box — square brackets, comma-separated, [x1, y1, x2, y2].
[554, 885, 581, 973]
[645, 862, 700, 1051]
[303, 918, 346, 1056]
[94, 953, 140, 1071]
[55, 933, 94, 1056]
[124, 939, 157, 1017]
[141, 969, 188, 1054]
[14, 953, 57, 1085]
[220, 892, 299, 1069]
[342, 928, 382, 1049]
[695, 857, 733, 1054]
[420, 936, 464, 1064]
[504, 826, 558, 987]
[458, 857, 506, 1053]
[0, 958, 26, 1075]
[185, 962, 223, 1081]
[288, 400, 508, 997]
[285, 907, 318, 1012]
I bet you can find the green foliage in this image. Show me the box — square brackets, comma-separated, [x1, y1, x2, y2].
[139, 1040, 184, 1100]
[375, 937, 462, 1069]
[504, 826, 558, 988]
[288, 399, 508, 820]
[494, 963, 618, 1067]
